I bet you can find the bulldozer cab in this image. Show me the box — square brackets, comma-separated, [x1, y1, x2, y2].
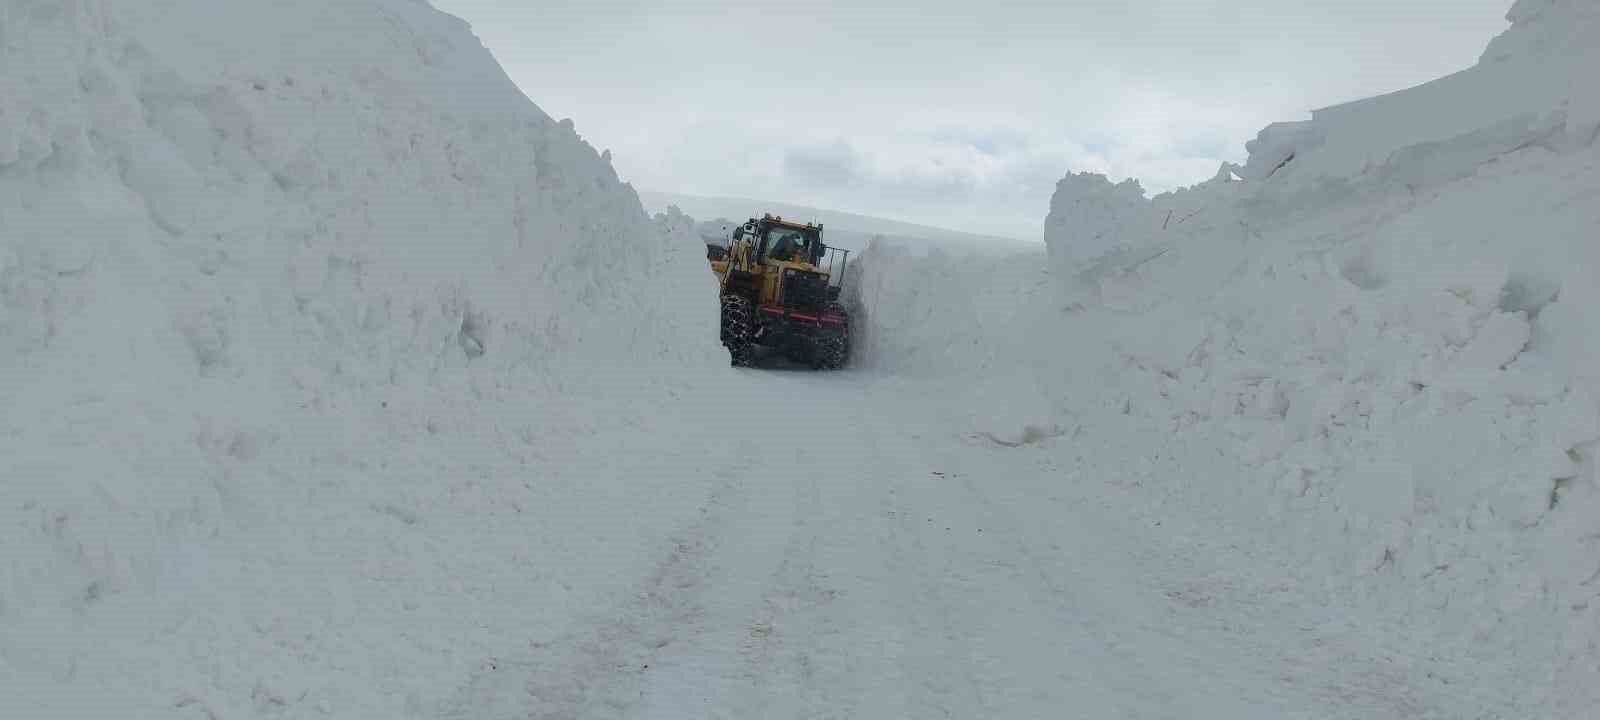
[717, 214, 849, 309]
[756, 224, 819, 265]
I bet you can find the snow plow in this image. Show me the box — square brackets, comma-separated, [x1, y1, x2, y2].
[710, 214, 851, 369]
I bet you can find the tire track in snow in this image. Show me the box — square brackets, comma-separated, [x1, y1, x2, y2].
[862, 430, 997, 719]
[990, 429, 1503, 719]
[439, 373, 1388, 718]
[751, 382, 995, 718]
[616, 375, 996, 719]
[940, 459, 1224, 717]
[436, 448, 757, 720]
[842, 386, 1304, 718]
[719, 451, 847, 718]
[935, 435, 1333, 718]
[620, 383, 898, 719]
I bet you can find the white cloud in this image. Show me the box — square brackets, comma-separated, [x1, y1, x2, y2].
[783, 139, 863, 189]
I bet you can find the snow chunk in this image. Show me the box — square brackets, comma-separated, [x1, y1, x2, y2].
[1043, 172, 1158, 272]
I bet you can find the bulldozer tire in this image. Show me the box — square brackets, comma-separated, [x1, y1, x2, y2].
[720, 294, 755, 367]
[816, 332, 848, 370]
[814, 302, 850, 370]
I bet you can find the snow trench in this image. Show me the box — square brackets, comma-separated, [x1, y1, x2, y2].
[5, 0, 1600, 716]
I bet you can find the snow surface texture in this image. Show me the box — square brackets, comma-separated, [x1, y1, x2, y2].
[8, 0, 1600, 717]
[1, 1, 717, 716]
[845, 0, 1600, 715]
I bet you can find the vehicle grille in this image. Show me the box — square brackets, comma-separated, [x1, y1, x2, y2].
[781, 268, 830, 310]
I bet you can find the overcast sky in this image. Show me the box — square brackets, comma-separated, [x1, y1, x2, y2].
[431, 0, 1512, 240]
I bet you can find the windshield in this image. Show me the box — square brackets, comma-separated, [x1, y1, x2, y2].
[762, 225, 817, 262]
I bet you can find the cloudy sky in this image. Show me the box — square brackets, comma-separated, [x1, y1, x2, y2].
[432, 0, 1512, 239]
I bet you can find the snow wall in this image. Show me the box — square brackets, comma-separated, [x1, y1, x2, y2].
[849, 0, 1600, 711]
[1, 1, 718, 715]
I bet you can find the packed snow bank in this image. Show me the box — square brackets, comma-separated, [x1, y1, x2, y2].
[1239, 0, 1599, 186]
[1071, 6, 1600, 712]
[842, 238, 1065, 447]
[844, 240, 1043, 378]
[860, 1, 1600, 713]
[1, 1, 716, 716]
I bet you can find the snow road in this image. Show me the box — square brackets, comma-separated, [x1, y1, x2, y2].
[439, 368, 1515, 720]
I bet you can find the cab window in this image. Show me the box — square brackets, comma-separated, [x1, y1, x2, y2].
[762, 227, 813, 262]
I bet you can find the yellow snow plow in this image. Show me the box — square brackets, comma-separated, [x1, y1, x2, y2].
[709, 214, 850, 369]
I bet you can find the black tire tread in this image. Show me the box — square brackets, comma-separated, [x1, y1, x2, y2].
[817, 303, 849, 370]
[720, 294, 755, 366]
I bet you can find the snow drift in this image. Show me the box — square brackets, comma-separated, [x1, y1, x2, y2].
[1, 1, 716, 716]
[852, 1, 1600, 713]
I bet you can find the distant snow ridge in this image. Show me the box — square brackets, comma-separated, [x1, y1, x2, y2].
[1, 1, 713, 716]
[1047, 0, 1599, 277]
[854, 1, 1600, 713]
